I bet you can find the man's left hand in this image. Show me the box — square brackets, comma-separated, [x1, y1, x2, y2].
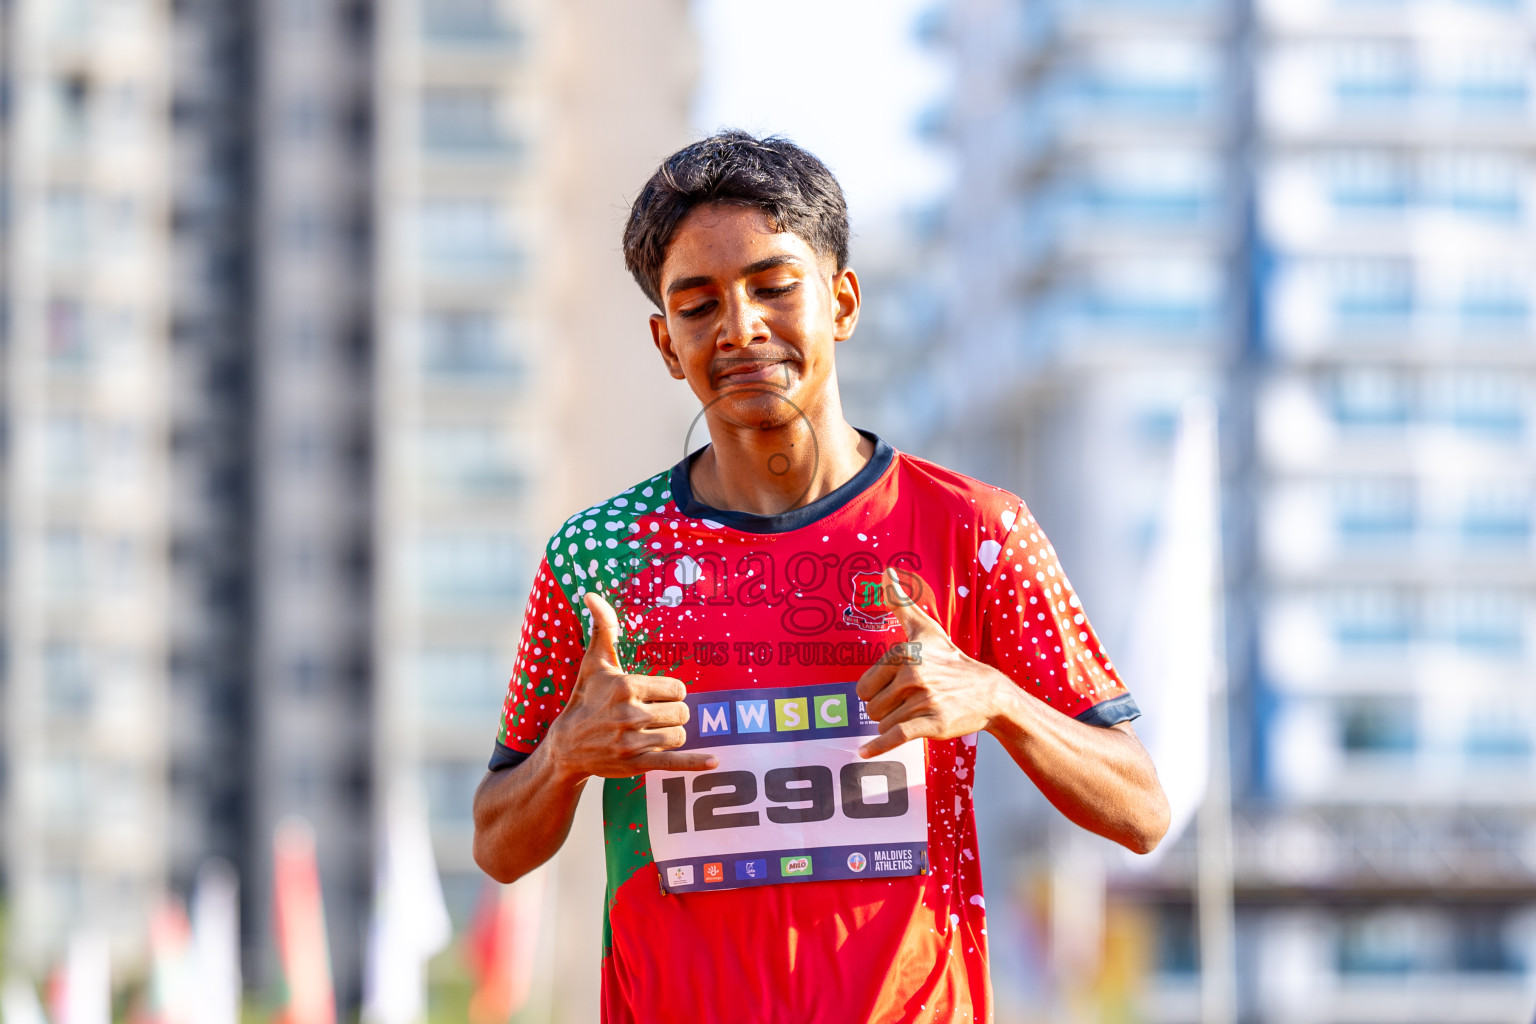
[855, 568, 1014, 758]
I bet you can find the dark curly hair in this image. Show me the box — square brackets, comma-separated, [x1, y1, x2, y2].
[622, 130, 850, 309]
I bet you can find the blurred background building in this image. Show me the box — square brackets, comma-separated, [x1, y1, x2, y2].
[936, 0, 1536, 1020]
[1, 0, 696, 1015]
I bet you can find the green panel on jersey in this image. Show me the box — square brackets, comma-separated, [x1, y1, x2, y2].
[602, 774, 652, 955]
[543, 470, 696, 952]
[544, 470, 673, 667]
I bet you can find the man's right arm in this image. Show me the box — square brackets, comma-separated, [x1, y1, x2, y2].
[472, 739, 589, 884]
[472, 590, 717, 884]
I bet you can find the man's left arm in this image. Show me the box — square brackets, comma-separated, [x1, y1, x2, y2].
[857, 569, 1170, 854]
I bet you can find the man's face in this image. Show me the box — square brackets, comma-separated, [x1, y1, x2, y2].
[649, 203, 859, 432]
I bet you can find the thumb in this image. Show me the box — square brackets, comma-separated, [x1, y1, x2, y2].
[580, 590, 624, 672]
[883, 568, 947, 643]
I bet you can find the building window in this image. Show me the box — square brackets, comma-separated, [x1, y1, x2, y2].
[45, 643, 93, 717]
[1437, 371, 1523, 437]
[1463, 709, 1531, 762]
[417, 532, 526, 606]
[1331, 589, 1412, 649]
[1340, 699, 1416, 755]
[1337, 909, 1444, 975]
[46, 530, 87, 596]
[421, 87, 516, 154]
[1454, 50, 1528, 114]
[419, 198, 518, 272]
[1425, 153, 1524, 222]
[421, 759, 484, 828]
[421, 0, 517, 43]
[1068, 41, 1218, 118]
[416, 645, 504, 720]
[1053, 258, 1221, 339]
[1327, 259, 1413, 331]
[1324, 150, 1410, 212]
[1442, 589, 1524, 656]
[1328, 368, 1411, 427]
[1331, 42, 1415, 109]
[48, 190, 91, 261]
[289, 654, 325, 695]
[417, 424, 525, 497]
[48, 299, 92, 368]
[420, 310, 521, 380]
[1461, 484, 1531, 546]
[1333, 476, 1415, 544]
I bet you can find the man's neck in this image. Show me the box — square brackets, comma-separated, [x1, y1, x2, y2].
[688, 408, 875, 518]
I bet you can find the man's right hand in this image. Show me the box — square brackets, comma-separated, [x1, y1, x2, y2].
[542, 590, 719, 780]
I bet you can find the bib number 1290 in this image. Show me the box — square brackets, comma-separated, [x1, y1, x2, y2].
[660, 761, 909, 834]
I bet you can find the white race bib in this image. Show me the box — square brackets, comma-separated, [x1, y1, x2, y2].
[646, 682, 928, 894]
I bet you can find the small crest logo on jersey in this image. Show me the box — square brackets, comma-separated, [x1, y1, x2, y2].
[666, 865, 694, 887]
[842, 571, 897, 631]
[780, 856, 812, 877]
[847, 852, 868, 873]
[703, 862, 724, 884]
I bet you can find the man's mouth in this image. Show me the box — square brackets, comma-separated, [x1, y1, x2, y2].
[711, 358, 794, 390]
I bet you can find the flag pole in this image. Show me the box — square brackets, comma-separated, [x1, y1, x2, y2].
[1197, 411, 1236, 1024]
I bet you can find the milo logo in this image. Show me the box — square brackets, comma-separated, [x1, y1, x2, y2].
[780, 856, 812, 877]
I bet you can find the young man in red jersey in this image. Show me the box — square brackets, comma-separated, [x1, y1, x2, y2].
[473, 131, 1170, 1023]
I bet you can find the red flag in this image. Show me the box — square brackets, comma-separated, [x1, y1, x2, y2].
[145, 898, 195, 1024]
[464, 872, 543, 1024]
[273, 818, 336, 1024]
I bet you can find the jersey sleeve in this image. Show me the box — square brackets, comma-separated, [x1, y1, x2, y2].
[976, 501, 1140, 727]
[488, 556, 586, 770]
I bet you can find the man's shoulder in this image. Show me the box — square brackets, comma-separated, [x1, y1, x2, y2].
[891, 449, 1028, 523]
[541, 465, 677, 562]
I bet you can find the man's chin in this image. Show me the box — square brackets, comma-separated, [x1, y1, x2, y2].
[706, 384, 811, 433]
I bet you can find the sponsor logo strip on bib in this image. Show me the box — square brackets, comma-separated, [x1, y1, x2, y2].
[646, 682, 928, 895]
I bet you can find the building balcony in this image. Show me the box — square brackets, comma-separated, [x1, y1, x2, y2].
[1257, 0, 1535, 41]
[1260, 43, 1536, 147]
[419, 0, 523, 53]
[1014, 177, 1239, 278]
[1257, 372, 1533, 472]
[1263, 256, 1536, 361]
[1259, 592, 1536, 706]
[1020, 0, 1234, 66]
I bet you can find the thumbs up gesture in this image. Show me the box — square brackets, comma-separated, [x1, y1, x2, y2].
[543, 591, 719, 778]
[855, 569, 1013, 759]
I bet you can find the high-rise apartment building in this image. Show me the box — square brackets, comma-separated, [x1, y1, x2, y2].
[3, 0, 179, 968]
[1, 0, 697, 1008]
[939, 0, 1536, 1020]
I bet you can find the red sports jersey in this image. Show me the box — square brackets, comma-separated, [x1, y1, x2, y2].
[490, 433, 1138, 1024]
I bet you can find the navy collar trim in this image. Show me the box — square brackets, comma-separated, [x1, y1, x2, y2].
[668, 429, 894, 535]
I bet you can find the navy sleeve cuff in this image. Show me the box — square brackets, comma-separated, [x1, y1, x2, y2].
[488, 741, 533, 772]
[1074, 693, 1141, 728]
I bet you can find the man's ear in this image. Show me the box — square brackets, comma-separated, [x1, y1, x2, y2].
[832, 267, 861, 342]
[650, 313, 687, 380]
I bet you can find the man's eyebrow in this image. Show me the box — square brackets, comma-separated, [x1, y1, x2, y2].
[665, 255, 803, 297]
[742, 254, 801, 275]
[666, 275, 711, 296]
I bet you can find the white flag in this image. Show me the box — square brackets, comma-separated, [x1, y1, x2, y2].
[192, 859, 242, 1024]
[58, 932, 109, 1024]
[1121, 398, 1222, 864]
[363, 784, 453, 1024]
[1, 978, 48, 1024]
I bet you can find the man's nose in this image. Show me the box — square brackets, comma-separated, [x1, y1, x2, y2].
[718, 291, 769, 349]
